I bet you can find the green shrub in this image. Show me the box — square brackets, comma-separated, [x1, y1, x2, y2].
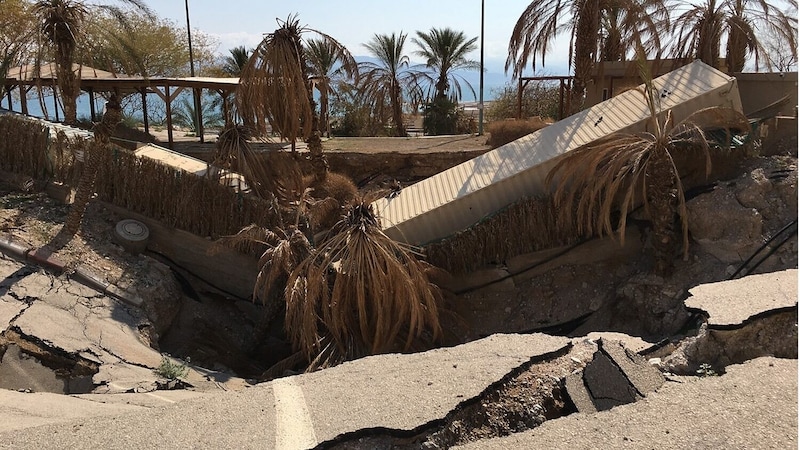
[423, 97, 458, 135]
[485, 117, 551, 148]
[154, 356, 189, 380]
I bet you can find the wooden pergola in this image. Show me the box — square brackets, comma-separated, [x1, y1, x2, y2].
[2, 63, 239, 148]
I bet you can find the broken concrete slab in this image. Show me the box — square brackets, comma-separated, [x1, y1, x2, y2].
[599, 339, 664, 396]
[455, 357, 797, 450]
[0, 344, 68, 394]
[0, 333, 569, 448]
[299, 333, 570, 444]
[564, 372, 595, 413]
[564, 339, 665, 414]
[0, 388, 146, 434]
[7, 267, 59, 301]
[686, 269, 797, 328]
[0, 298, 25, 333]
[13, 302, 94, 354]
[581, 348, 639, 411]
[581, 332, 654, 354]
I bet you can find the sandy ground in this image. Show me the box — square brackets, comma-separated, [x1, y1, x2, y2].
[142, 126, 492, 154]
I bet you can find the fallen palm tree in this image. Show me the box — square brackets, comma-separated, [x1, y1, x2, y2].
[284, 199, 443, 370]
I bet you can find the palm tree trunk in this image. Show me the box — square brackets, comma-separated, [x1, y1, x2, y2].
[56, 50, 78, 125]
[570, 0, 600, 115]
[645, 147, 679, 276]
[725, 22, 748, 72]
[391, 81, 406, 136]
[63, 94, 122, 236]
[307, 131, 328, 182]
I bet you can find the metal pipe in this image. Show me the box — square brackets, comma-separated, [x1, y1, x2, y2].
[185, 0, 202, 142]
[478, 0, 485, 135]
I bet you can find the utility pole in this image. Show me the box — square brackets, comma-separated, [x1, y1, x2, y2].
[478, 0, 485, 136]
[185, 0, 203, 142]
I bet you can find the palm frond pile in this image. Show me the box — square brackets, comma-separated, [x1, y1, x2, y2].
[424, 195, 580, 274]
[93, 146, 280, 237]
[285, 200, 443, 370]
[0, 114, 80, 183]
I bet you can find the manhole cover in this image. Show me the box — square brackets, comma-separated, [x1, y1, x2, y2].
[116, 219, 149, 241]
[114, 219, 150, 255]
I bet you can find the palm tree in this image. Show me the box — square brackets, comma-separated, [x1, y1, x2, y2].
[222, 45, 250, 76]
[284, 200, 442, 370]
[412, 27, 480, 101]
[33, 0, 86, 125]
[669, 0, 798, 72]
[506, 0, 668, 114]
[33, 0, 152, 125]
[237, 15, 354, 179]
[172, 95, 224, 133]
[359, 32, 417, 136]
[305, 37, 357, 137]
[545, 61, 749, 275]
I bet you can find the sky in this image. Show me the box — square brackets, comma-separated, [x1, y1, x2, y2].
[145, 0, 573, 100]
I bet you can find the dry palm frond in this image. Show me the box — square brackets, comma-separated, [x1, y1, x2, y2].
[285, 200, 442, 370]
[546, 70, 750, 274]
[237, 16, 311, 142]
[254, 228, 312, 307]
[210, 223, 275, 257]
[212, 124, 305, 207]
[237, 15, 354, 145]
[424, 195, 577, 274]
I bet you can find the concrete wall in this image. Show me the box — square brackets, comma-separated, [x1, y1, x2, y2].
[734, 72, 798, 118]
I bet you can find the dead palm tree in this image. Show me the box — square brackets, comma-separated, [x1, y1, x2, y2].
[546, 60, 749, 275]
[412, 27, 480, 101]
[669, 0, 798, 72]
[62, 92, 122, 235]
[359, 32, 418, 136]
[237, 15, 354, 181]
[305, 37, 357, 137]
[506, 0, 669, 114]
[284, 199, 443, 370]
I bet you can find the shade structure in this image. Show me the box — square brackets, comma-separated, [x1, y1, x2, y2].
[373, 61, 744, 246]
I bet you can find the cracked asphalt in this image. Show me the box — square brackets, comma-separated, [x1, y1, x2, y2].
[0, 243, 796, 449]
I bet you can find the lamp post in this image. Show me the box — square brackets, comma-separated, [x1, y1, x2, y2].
[478, 0, 485, 135]
[185, 0, 203, 142]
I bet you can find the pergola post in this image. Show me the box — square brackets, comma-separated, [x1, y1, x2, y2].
[5, 85, 13, 111]
[140, 88, 149, 135]
[164, 84, 174, 148]
[20, 86, 29, 115]
[88, 87, 96, 121]
[52, 83, 60, 122]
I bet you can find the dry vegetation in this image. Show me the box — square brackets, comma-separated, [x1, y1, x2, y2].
[485, 117, 552, 148]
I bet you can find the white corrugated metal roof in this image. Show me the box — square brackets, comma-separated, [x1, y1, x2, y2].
[135, 144, 208, 176]
[373, 60, 744, 246]
[135, 144, 249, 191]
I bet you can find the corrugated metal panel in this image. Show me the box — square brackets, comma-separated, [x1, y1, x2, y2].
[374, 61, 744, 246]
[134, 143, 249, 190]
[134, 144, 208, 176]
